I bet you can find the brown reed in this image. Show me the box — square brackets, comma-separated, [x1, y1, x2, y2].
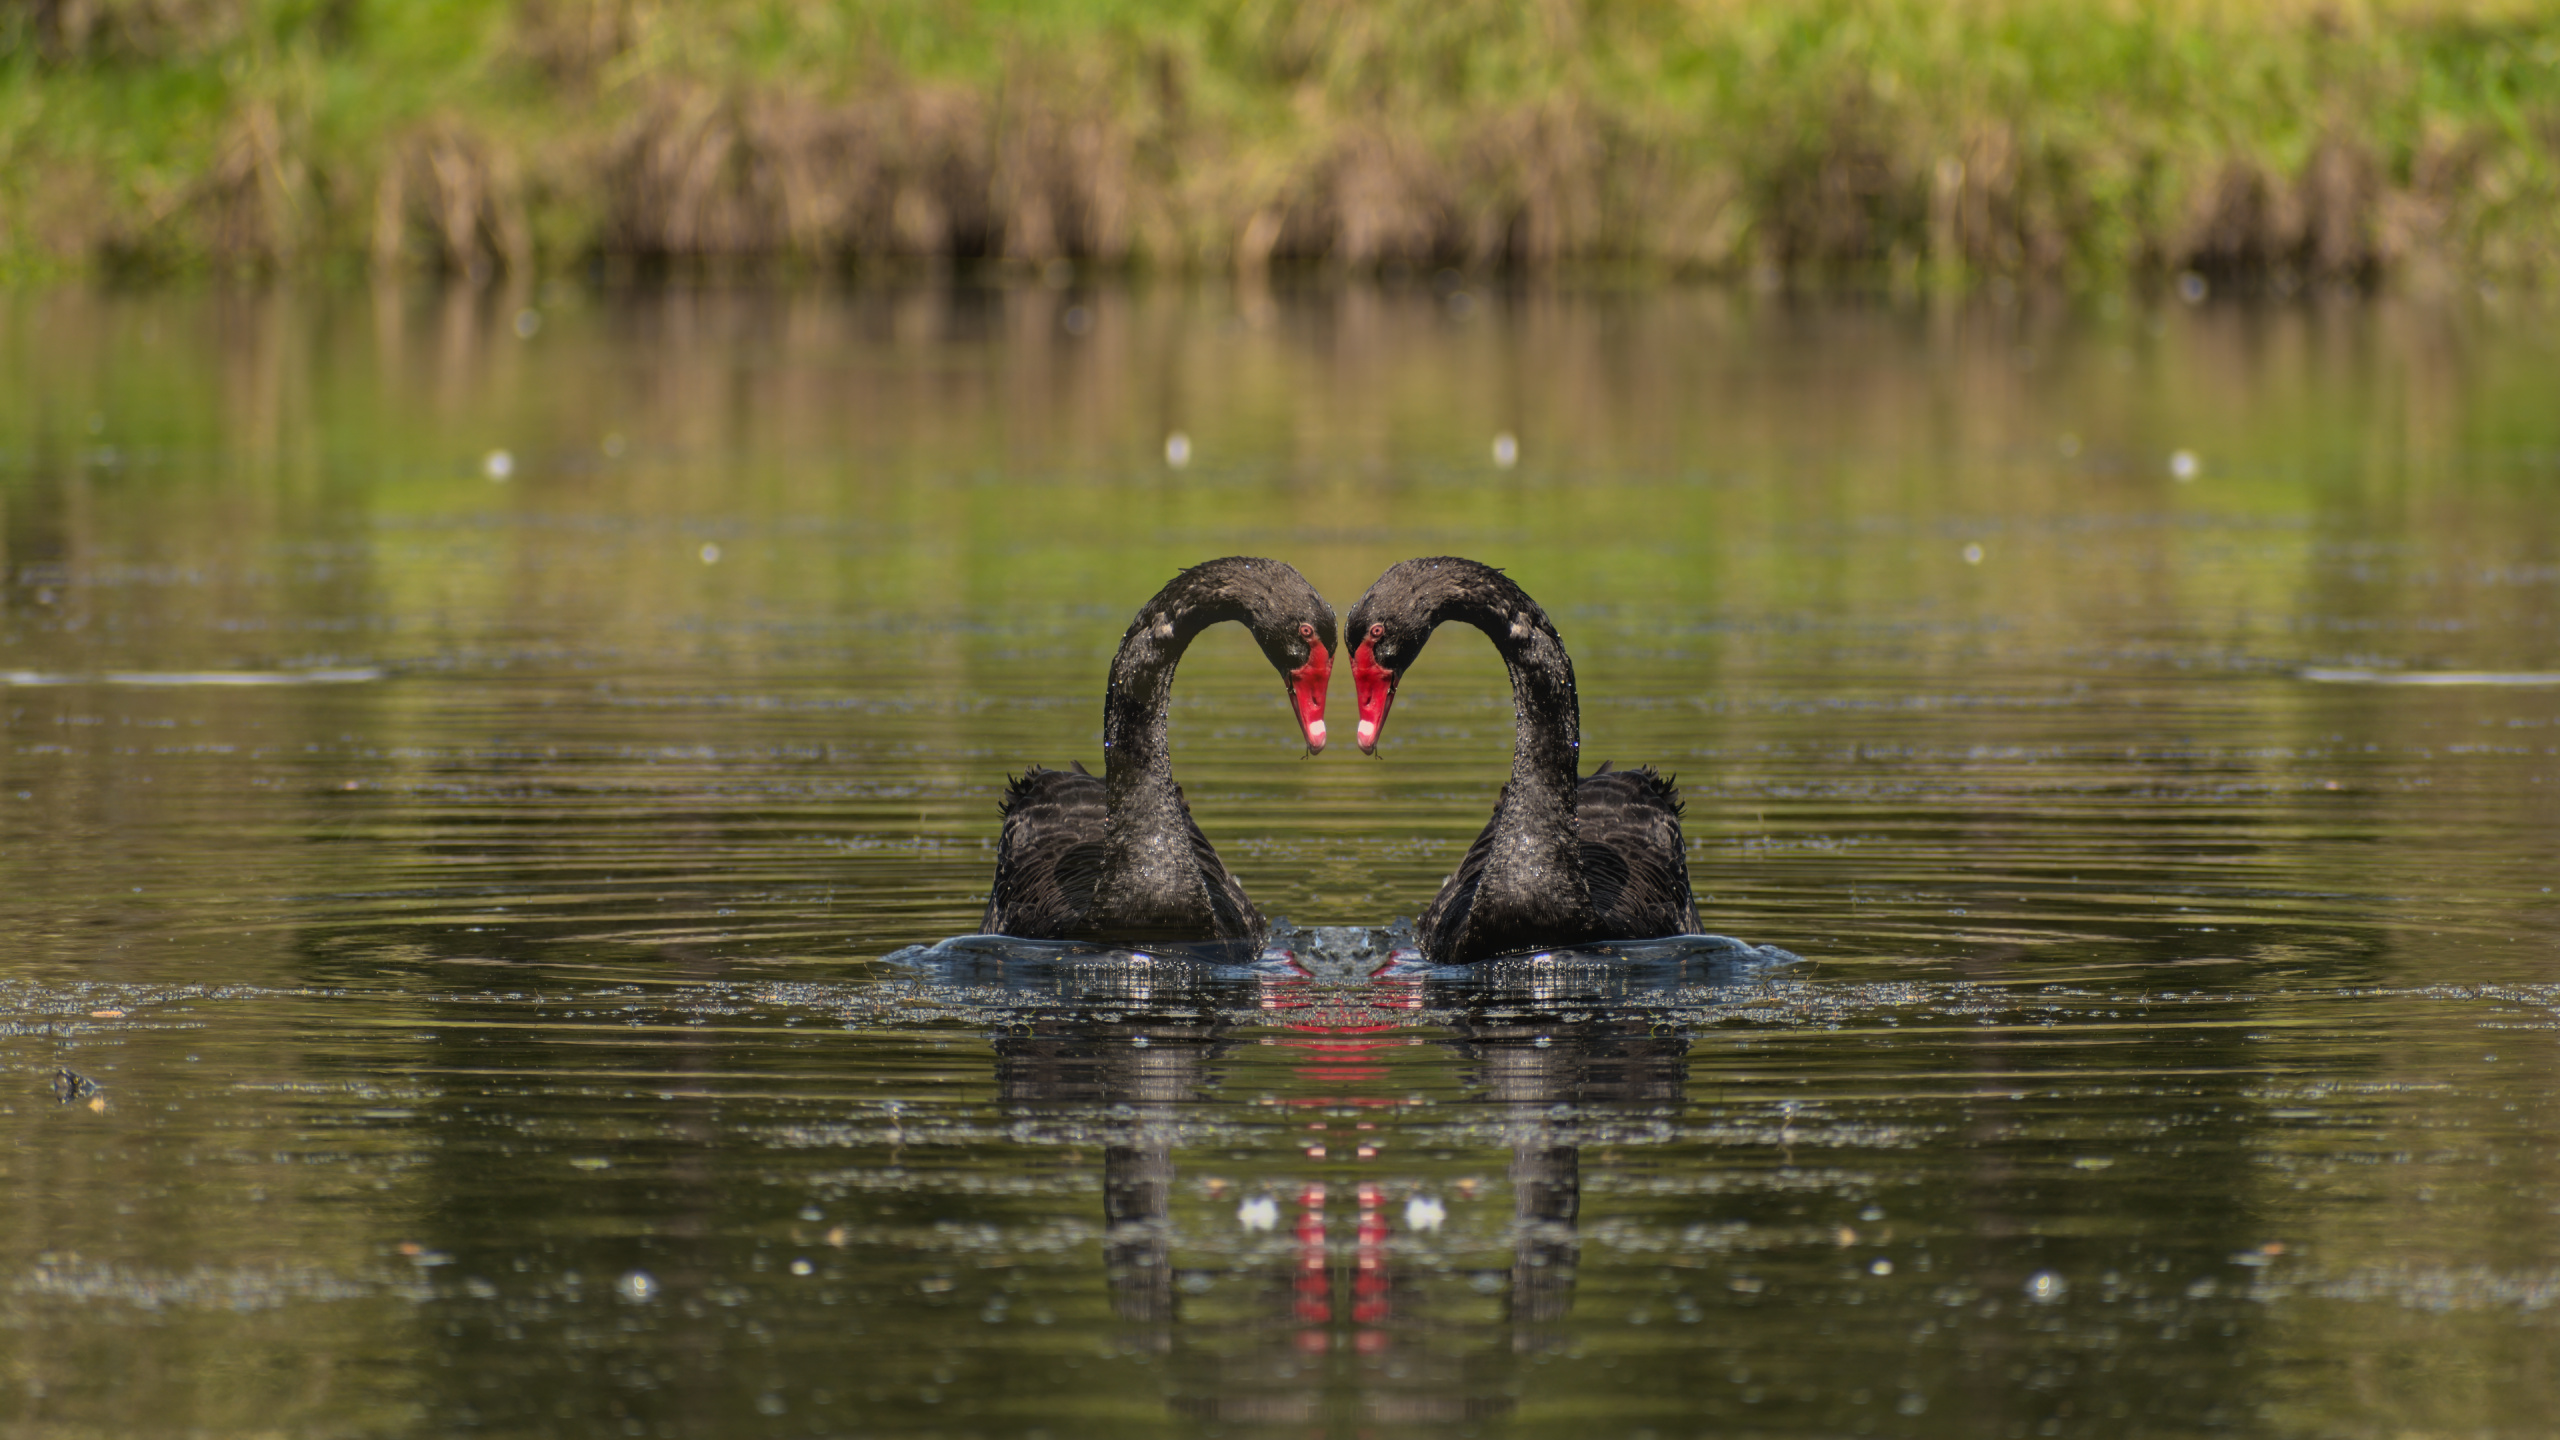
[4, 0, 2554, 286]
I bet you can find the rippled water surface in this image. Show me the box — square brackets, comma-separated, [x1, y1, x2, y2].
[5, 283, 2560, 1438]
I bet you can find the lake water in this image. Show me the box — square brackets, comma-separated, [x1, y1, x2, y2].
[4, 280, 2558, 1438]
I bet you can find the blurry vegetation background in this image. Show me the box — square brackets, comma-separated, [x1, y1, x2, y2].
[2, 0, 2557, 286]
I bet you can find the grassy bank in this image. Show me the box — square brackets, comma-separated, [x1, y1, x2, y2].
[4, 0, 2558, 285]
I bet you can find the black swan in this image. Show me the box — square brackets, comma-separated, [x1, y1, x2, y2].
[1346, 557, 1698, 964]
[981, 557, 1337, 952]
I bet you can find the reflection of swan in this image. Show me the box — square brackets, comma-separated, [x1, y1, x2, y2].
[982, 558, 1337, 954]
[1438, 1008, 1693, 1340]
[1345, 558, 1698, 963]
[993, 1013, 1233, 1329]
[972, 972, 1519, 1428]
[964, 932, 1745, 1424]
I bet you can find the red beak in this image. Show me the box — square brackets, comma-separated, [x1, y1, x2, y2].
[1352, 639, 1396, 754]
[1290, 642, 1333, 753]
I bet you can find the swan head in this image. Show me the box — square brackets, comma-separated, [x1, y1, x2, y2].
[1281, 618, 1335, 752]
[1342, 593, 1433, 756]
[1348, 622, 1406, 753]
[1193, 558, 1337, 755]
[1344, 556, 1542, 754]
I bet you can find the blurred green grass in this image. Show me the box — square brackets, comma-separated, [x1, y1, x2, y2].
[4, 0, 2557, 284]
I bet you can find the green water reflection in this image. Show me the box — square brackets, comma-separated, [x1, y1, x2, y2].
[3, 281, 2559, 1438]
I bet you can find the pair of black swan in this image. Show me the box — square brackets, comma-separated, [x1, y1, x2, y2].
[980, 556, 1697, 964]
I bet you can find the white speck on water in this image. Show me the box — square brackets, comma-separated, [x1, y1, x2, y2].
[1405, 1195, 1446, 1232]
[1962, 543, 1984, 565]
[617, 1270, 658, 1301]
[2170, 449, 2201, 480]
[1869, 1258, 1893, 1276]
[700, 543, 721, 565]
[2026, 1270, 2068, 1302]
[1165, 431, 1191, 468]
[1237, 1196, 1278, 1231]
[483, 449, 513, 480]
[1492, 432, 1519, 468]
[789, 1258, 814, 1276]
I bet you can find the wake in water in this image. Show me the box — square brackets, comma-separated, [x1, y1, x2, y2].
[881, 922, 1802, 1005]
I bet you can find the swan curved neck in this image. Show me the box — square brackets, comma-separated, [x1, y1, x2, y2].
[1435, 593, 1582, 815]
[1087, 589, 1257, 933]
[1100, 596, 1245, 803]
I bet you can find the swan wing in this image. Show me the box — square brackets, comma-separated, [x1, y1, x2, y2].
[1174, 781, 1264, 942]
[1576, 766, 1699, 939]
[1415, 816, 1496, 960]
[982, 766, 1109, 938]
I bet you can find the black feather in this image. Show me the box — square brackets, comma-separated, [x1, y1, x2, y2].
[982, 767, 1109, 938]
[1576, 766, 1698, 939]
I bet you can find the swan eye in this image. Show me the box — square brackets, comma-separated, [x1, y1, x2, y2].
[1298, 622, 1316, 640]
[1367, 623, 1384, 640]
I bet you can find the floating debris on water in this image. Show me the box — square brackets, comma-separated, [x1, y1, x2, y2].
[2303, 668, 2560, 686]
[4, 668, 385, 687]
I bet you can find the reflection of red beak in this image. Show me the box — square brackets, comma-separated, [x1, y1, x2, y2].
[1290, 642, 1333, 753]
[1352, 640, 1397, 754]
